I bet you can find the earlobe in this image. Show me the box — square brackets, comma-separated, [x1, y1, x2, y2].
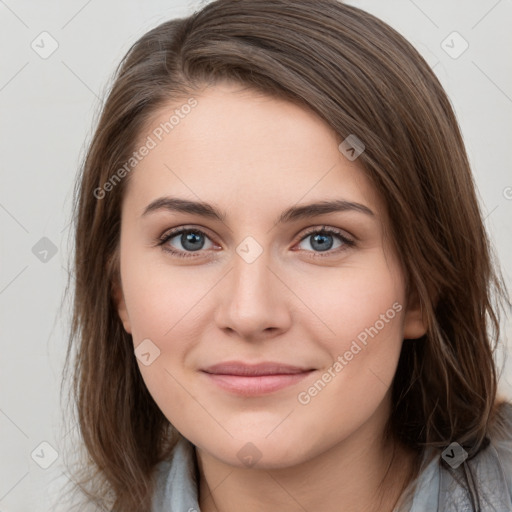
[403, 290, 428, 340]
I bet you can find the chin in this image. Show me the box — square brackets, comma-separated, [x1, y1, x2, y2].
[196, 432, 314, 470]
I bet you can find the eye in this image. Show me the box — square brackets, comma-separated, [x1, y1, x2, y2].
[295, 226, 355, 257]
[157, 225, 355, 259]
[157, 227, 217, 259]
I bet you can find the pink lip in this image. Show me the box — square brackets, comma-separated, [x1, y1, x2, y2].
[201, 361, 315, 396]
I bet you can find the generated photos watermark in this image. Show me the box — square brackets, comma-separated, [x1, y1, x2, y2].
[93, 97, 198, 199]
[297, 301, 403, 405]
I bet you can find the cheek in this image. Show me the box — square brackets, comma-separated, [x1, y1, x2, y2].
[292, 257, 406, 406]
[121, 250, 214, 342]
[289, 278, 405, 455]
[120, 257, 217, 429]
[290, 255, 405, 349]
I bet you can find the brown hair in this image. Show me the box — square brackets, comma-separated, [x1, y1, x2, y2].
[62, 0, 511, 510]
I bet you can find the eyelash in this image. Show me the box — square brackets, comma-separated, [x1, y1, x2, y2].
[156, 225, 355, 259]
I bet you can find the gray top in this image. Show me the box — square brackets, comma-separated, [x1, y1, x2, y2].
[151, 404, 512, 511]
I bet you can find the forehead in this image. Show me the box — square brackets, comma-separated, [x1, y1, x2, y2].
[124, 83, 383, 219]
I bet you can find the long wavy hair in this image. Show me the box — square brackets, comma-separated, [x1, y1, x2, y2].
[62, 0, 511, 510]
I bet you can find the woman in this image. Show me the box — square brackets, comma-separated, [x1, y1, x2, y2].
[63, 1, 512, 510]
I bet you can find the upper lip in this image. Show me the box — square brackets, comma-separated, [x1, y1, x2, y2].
[202, 361, 314, 376]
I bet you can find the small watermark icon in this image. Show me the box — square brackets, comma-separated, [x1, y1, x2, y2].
[503, 187, 512, 200]
[441, 441, 468, 469]
[338, 134, 365, 161]
[236, 236, 264, 264]
[32, 237, 58, 263]
[135, 338, 161, 366]
[31, 31, 59, 59]
[31, 441, 59, 469]
[441, 31, 469, 59]
[237, 442, 262, 467]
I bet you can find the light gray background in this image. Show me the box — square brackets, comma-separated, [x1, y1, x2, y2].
[1, 0, 511, 510]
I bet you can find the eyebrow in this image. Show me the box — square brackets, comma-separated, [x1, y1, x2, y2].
[141, 196, 374, 224]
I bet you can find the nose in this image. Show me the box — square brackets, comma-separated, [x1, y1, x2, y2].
[213, 244, 293, 342]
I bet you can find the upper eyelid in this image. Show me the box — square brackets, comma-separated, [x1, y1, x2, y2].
[161, 225, 217, 243]
[300, 225, 353, 239]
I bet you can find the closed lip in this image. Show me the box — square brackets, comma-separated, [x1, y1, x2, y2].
[201, 361, 314, 376]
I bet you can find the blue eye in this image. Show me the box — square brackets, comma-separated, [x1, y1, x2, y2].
[157, 225, 355, 259]
[295, 226, 355, 257]
[158, 228, 215, 258]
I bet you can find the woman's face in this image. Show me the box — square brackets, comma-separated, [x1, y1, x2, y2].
[114, 82, 426, 468]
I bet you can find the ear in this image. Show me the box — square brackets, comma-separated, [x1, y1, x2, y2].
[402, 287, 427, 340]
[111, 272, 132, 335]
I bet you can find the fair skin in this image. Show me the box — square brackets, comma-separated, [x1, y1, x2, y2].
[114, 81, 427, 512]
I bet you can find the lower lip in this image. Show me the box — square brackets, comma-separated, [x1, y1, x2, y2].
[201, 371, 314, 396]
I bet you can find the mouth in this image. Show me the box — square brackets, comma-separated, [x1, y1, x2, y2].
[200, 361, 316, 396]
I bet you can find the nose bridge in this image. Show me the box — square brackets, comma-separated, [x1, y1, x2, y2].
[233, 239, 271, 299]
[214, 234, 290, 338]
[231, 237, 274, 311]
